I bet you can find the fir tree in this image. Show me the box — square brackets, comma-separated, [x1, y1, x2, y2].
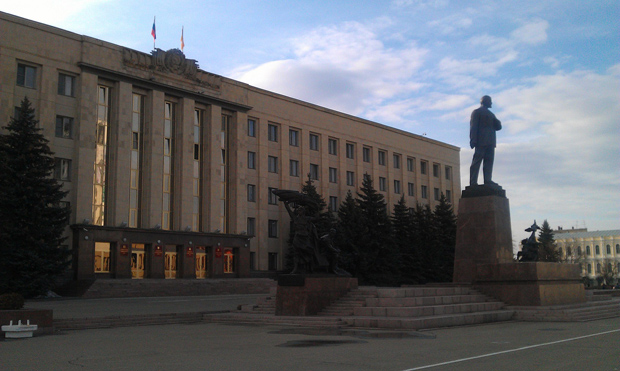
[335, 191, 364, 276]
[537, 220, 561, 262]
[0, 97, 71, 297]
[432, 194, 457, 282]
[412, 203, 436, 282]
[391, 196, 422, 284]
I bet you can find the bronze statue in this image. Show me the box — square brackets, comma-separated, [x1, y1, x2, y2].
[517, 220, 540, 262]
[470, 95, 502, 186]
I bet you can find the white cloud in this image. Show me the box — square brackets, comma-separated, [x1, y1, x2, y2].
[510, 19, 549, 45]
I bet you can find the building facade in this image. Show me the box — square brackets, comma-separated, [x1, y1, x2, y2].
[0, 12, 461, 280]
[555, 228, 620, 283]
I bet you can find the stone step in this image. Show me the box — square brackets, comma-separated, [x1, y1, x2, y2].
[365, 294, 492, 308]
[54, 312, 206, 330]
[374, 287, 474, 298]
[354, 301, 505, 318]
[204, 313, 346, 328]
[511, 299, 620, 322]
[347, 310, 515, 330]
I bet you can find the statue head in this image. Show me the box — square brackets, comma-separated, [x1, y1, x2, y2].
[480, 95, 492, 108]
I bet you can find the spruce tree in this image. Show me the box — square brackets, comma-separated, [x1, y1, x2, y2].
[413, 203, 436, 282]
[537, 220, 561, 262]
[335, 191, 364, 276]
[391, 196, 421, 284]
[0, 97, 71, 297]
[432, 194, 457, 282]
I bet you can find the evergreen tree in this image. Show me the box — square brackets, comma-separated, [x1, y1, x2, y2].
[432, 194, 457, 282]
[412, 203, 436, 282]
[335, 191, 364, 276]
[537, 220, 561, 262]
[0, 97, 71, 297]
[391, 196, 422, 284]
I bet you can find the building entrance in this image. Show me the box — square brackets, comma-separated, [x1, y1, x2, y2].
[196, 246, 207, 279]
[165, 245, 177, 279]
[131, 244, 145, 279]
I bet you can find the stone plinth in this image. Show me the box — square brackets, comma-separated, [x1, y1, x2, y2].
[475, 262, 586, 306]
[453, 191, 513, 283]
[276, 276, 358, 316]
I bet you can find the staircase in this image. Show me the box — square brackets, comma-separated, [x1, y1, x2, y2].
[511, 295, 620, 322]
[320, 285, 514, 330]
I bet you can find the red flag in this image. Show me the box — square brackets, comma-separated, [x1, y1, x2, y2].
[181, 26, 185, 51]
[151, 17, 156, 40]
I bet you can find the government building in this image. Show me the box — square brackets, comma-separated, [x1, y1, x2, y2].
[0, 12, 461, 282]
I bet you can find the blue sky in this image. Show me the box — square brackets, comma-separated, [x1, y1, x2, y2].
[3, 0, 619, 244]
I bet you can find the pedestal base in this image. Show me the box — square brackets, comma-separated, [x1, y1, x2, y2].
[474, 262, 586, 306]
[275, 276, 358, 316]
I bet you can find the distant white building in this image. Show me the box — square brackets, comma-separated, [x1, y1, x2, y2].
[554, 228, 620, 283]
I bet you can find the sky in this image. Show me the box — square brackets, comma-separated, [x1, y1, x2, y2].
[2, 0, 619, 245]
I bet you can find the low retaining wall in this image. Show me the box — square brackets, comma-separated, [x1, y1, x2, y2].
[276, 276, 358, 316]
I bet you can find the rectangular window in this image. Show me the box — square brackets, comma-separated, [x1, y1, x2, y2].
[363, 147, 371, 163]
[433, 164, 440, 177]
[290, 160, 299, 177]
[445, 166, 452, 180]
[329, 167, 337, 183]
[407, 157, 414, 172]
[268, 252, 278, 271]
[247, 184, 256, 202]
[54, 158, 71, 181]
[268, 124, 278, 142]
[248, 151, 256, 169]
[191, 108, 202, 231]
[420, 161, 428, 175]
[93, 85, 110, 226]
[328, 138, 338, 155]
[17, 63, 36, 88]
[268, 187, 278, 205]
[434, 187, 440, 201]
[329, 196, 338, 212]
[393, 154, 401, 169]
[310, 163, 319, 180]
[378, 150, 386, 166]
[446, 190, 452, 203]
[421, 185, 428, 199]
[268, 220, 278, 238]
[346, 143, 355, 159]
[346, 171, 355, 186]
[309, 133, 319, 150]
[379, 177, 387, 191]
[247, 118, 256, 137]
[162, 101, 175, 230]
[268, 156, 278, 173]
[58, 73, 75, 96]
[247, 217, 256, 236]
[55, 116, 73, 138]
[408, 182, 415, 196]
[289, 129, 299, 146]
[394, 180, 401, 194]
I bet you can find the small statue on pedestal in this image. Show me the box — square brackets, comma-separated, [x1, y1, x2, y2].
[517, 220, 541, 262]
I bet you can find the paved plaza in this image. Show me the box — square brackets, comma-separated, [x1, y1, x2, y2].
[1, 295, 619, 370]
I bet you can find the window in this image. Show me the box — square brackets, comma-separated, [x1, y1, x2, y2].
[268, 156, 278, 173]
[421, 185, 428, 199]
[329, 196, 338, 212]
[408, 182, 415, 196]
[606, 244, 611, 254]
[247, 184, 256, 202]
[445, 166, 452, 180]
[289, 129, 299, 146]
[420, 161, 428, 175]
[328, 138, 338, 155]
[379, 177, 387, 191]
[247, 152, 256, 169]
[433, 164, 440, 177]
[17, 63, 36, 88]
[616, 244, 620, 254]
[434, 188, 440, 201]
[586, 246, 591, 255]
[223, 249, 235, 273]
[329, 167, 337, 183]
[378, 150, 386, 166]
[393, 154, 401, 169]
[268, 220, 278, 238]
[595, 245, 600, 255]
[58, 73, 75, 96]
[55, 116, 73, 138]
[268, 124, 278, 142]
[596, 263, 601, 273]
[309, 163, 319, 180]
[407, 157, 414, 172]
[309, 133, 319, 150]
[247, 217, 256, 236]
[363, 147, 371, 163]
[346, 143, 355, 159]
[268, 187, 278, 205]
[268, 253, 278, 271]
[587, 264, 592, 274]
[346, 171, 355, 186]
[566, 247, 572, 256]
[247, 118, 256, 137]
[577, 246, 582, 255]
[290, 160, 299, 177]
[54, 158, 71, 181]
[394, 180, 401, 194]
[446, 190, 452, 203]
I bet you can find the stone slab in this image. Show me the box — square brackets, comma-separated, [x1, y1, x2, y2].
[0, 309, 53, 336]
[275, 276, 358, 316]
[474, 262, 586, 306]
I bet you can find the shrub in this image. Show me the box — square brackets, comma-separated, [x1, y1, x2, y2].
[0, 293, 25, 310]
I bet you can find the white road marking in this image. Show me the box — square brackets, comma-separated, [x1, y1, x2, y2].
[402, 328, 620, 371]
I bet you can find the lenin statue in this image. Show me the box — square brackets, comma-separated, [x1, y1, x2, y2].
[469, 95, 502, 186]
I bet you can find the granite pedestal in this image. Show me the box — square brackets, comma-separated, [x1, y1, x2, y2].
[275, 275, 358, 316]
